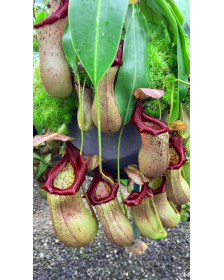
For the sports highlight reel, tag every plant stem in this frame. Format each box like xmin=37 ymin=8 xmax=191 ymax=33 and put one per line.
xmin=80 ymin=77 xmax=86 ymax=155
xmin=157 ymin=99 xmax=161 ymax=120
xmin=41 ymin=0 xmax=49 ymax=12
xmin=81 ymin=184 xmax=98 ymax=224
xmin=77 ymin=75 xmax=84 ymax=155
xmin=179 ymin=102 xmax=184 ymax=136
xmin=133 ymin=183 xmax=140 ymax=242
xmin=151 ymin=197 xmax=166 ymax=235
xmin=168 ymin=199 xmax=180 ymax=215
xmin=117 ymin=125 xmax=128 ymax=217
xmin=117 ymin=125 xmax=124 ymax=196
xmin=94 ymin=84 xmax=114 ymax=185
xmin=167 ymin=79 xmax=190 ymax=128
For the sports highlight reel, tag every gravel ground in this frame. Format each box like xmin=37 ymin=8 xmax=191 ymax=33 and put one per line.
xmin=33 ymin=174 xmax=190 ymax=280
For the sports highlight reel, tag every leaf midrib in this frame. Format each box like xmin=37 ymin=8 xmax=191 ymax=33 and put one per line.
xmin=94 ymin=0 xmax=102 ymax=86
xmin=123 ymin=6 xmax=137 ymax=125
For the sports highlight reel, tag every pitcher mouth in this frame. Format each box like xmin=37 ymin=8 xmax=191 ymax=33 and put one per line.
xmin=34 ymin=0 xmax=69 ymax=29
xmin=123 ymin=183 xmax=153 ymax=207
xmin=148 ymin=176 xmax=166 ymax=195
xmin=168 ymin=135 xmax=188 ymax=170
xmin=86 ymin=168 xmax=119 ymax=206
xmin=42 ymin=141 xmax=87 ymax=195
xmin=130 ymin=99 xmax=170 ymax=136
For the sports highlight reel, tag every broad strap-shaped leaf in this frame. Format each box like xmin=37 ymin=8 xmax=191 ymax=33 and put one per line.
xmin=166 ymin=0 xmax=184 ymax=25
xmin=33 ymin=133 xmax=74 ymax=148
xmin=170 ymin=28 xmax=189 ymax=122
xmin=33 ymin=152 xmax=46 ymax=162
xmin=62 ymin=23 xmax=78 ymax=75
xmin=69 ymin=0 xmax=129 ymax=87
xmin=36 ymin=160 xmax=48 ymax=179
xmin=138 ymin=11 xmax=150 ymax=46
xmin=173 ymin=0 xmax=190 ymax=27
xmin=147 ymin=0 xmax=178 ymax=45
xmin=133 ymin=88 xmax=164 ymax=100
xmin=140 ymin=0 xmax=162 ymax=24
xmin=115 ymin=5 xmax=150 ymax=125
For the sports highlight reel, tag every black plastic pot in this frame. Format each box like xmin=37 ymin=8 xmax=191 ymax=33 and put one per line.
xmin=67 ymin=117 xmax=142 ymax=179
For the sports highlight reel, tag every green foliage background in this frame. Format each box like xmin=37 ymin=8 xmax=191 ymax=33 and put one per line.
xmin=143 ymin=21 xmax=190 ymax=117
xmin=33 ymin=58 xmax=79 ymax=132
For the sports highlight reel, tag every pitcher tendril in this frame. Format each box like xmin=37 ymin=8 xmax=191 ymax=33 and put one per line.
xmin=167 ymin=79 xmax=190 ymax=128
xmin=94 ymin=84 xmax=114 ymax=185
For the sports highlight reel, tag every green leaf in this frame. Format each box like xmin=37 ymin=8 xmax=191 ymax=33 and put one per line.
xmin=147 ymin=0 xmax=178 ymax=45
xmin=173 ymin=0 xmax=190 ymax=27
xmin=170 ymin=29 xmax=188 ymax=121
xmin=140 ymin=0 xmax=162 ymax=24
xmin=174 ymin=13 xmax=190 ymax=76
xmin=33 ymin=41 xmax=38 ymax=52
xmin=166 ymin=0 xmax=184 ymax=25
xmin=44 ymin=154 xmax=51 ymax=164
xmin=62 ymin=23 xmax=78 ymax=75
xmin=36 ymin=12 xmax=47 ymax=25
xmin=33 ymin=153 xmax=45 ymax=162
xmin=69 ymin=0 xmax=129 ymax=87
xmin=36 ymin=160 xmax=48 ymax=179
xmin=120 ymin=179 xmax=131 ymax=187
xmin=138 ymin=11 xmax=150 ymax=46
xmin=115 ymin=5 xmax=150 ymax=125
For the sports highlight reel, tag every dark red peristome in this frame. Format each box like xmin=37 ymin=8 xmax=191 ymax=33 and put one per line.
xmin=111 ymin=40 xmax=124 ymax=67
xmin=123 ymin=183 xmax=153 ymax=207
xmin=42 ymin=141 xmax=87 ymax=195
xmin=130 ymin=99 xmax=170 ymax=136
xmin=148 ymin=176 xmax=166 ymax=195
xmin=168 ymin=136 xmax=187 ymax=170
xmin=86 ymin=168 xmax=119 ymax=206
xmin=34 ymin=0 xmax=69 ymax=29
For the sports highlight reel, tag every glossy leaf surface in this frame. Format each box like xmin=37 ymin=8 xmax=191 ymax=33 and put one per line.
xmin=36 ymin=12 xmax=47 ymax=25
xmin=147 ymin=0 xmax=178 ymax=45
xmin=62 ymin=23 xmax=78 ymax=75
xmin=36 ymin=160 xmax=48 ymax=179
xmin=140 ymin=0 xmax=162 ymax=24
xmin=173 ymin=0 xmax=190 ymax=27
xmin=33 ymin=153 xmax=46 ymax=162
xmin=69 ymin=0 xmax=129 ymax=86
xmin=115 ymin=5 xmax=150 ymax=125
xmin=166 ymin=0 xmax=184 ymax=25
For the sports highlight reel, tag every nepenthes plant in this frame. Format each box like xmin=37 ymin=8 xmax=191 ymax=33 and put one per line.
xmin=33 ymin=0 xmax=190 ymax=250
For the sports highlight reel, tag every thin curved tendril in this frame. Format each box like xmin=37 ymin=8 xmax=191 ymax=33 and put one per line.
xmin=41 ymin=0 xmax=49 ymax=13
xmin=81 ymin=184 xmax=98 ymax=224
xmin=151 ymin=197 xmax=165 ymax=235
xmin=77 ymin=75 xmax=83 ymax=156
xmin=168 ymin=199 xmax=180 ymax=215
xmin=167 ymin=79 xmax=190 ymax=128
xmin=157 ymin=99 xmax=161 ymax=120
xmin=179 ymin=102 xmax=184 ymax=136
xmin=94 ymin=84 xmax=114 ymax=185
xmin=80 ymin=77 xmax=86 ymax=154
xmin=117 ymin=125 xmax=128 ymax=217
